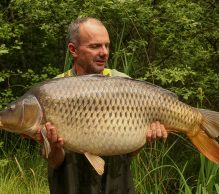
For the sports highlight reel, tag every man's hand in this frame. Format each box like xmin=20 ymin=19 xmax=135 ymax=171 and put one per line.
xmin=36 ymin=122 xmax=65 ymax=169
xmin=129 ymin=121 xmax=168 ymax=156
xmin=146 ymin=121 xmax=168 ymax=142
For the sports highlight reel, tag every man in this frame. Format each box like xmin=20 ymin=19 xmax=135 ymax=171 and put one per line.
xmin=37 ymin=17 xmax=167 ymax=194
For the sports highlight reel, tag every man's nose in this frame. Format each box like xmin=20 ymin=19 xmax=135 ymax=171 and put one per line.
xmin=99 ymin=46 xmax=109 ymax=56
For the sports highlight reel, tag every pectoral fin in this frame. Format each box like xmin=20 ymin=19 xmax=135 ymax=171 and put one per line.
xmin=84 ymin=152 xmax=105 ymax=175
xmin=41 ymin=127 xmax=51 ymax=158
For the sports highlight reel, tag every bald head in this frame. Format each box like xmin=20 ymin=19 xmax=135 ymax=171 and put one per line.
xmin=67 ymin=17 xmax=107 ymax=47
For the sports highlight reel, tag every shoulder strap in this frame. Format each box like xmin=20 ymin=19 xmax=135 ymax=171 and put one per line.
xmin=102 ymin=68 xmax=130 ymax=78
xmin=56 ymin=69 xmax=73 ymax=78
xmin=102 ymin=68 xmax=112 ymax=77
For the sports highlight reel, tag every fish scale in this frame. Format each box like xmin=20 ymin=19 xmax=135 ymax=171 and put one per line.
xmin=1 ymin=75 xmax=219 ymax=175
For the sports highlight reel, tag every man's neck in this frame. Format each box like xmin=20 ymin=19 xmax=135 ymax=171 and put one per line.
xmin=72 ymin=63 xmax=103 ymax=76
xmin=72 ymin=64 xmax=86 ymax=76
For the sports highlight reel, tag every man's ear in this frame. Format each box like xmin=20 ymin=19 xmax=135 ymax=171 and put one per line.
xmin=68 ymin=43 xmax=78 ymax=58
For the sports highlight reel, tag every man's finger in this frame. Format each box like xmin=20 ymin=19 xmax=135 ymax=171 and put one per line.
xmin=155 ymin=121 xmax=162 ymax=138
xmin=45 ymin=122 xmax=58 ymax=143
xmin=151 ymin=122 xmax=158 ymax=139
xmin=50 ymin=126 xmax=58 ymax=143
xmin=35 ymin=129 xmax=43 ymax=143
xmin=161 ymin=124 xmax=168 ymax=139
xmin=146 ymin=129 xmax=152 ymax=142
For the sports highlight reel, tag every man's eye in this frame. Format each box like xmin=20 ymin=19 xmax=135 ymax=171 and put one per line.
xmin=89 ymin=44 xmax=109 ymax=50
xmin=90 ymin=44 xmax=99 ymax=49
xmin=105 ymin=44 xmax=110 ymax=49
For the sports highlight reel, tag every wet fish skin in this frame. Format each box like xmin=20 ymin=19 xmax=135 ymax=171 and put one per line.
xmin=0 ymin=75 xmax=219 ymax=175
xmin=0 ymin=95 xmax=42 ymax=136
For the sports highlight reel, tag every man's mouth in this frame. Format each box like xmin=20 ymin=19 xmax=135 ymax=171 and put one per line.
xmin=96 ymin=60 xmax=106 ymax=65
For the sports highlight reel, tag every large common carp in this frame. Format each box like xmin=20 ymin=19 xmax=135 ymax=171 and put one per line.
xmin=0 ymin=75 xmax=219 ymax=175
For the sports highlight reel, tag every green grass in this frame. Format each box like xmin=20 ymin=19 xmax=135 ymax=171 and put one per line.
xmin=1 ymin=132 xmax=219 ymax=194
xmin=131 ymin=135 xmax=219 ymax=194
xmin=0 ymin=134 xmax=49 ymax=194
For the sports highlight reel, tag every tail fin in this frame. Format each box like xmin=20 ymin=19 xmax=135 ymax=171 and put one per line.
xmin=199 ymin=109 xmax=219 ymax=138
xmin=188 ymin=109 xmax=219 ymax=164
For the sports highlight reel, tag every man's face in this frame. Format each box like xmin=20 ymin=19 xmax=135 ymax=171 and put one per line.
xmin=72 ymin=21 xmax=110 ymax=74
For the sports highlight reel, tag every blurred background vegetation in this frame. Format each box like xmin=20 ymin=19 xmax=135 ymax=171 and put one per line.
xmin=0 ymin=0 xmax=218 ymax=193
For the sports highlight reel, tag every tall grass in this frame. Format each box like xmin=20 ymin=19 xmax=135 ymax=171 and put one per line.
xmin=131 ymin=135 xmax=219 ymax=194
xmin=195 ymin=155 xmax=219 ymax=194
xmin=1 ymin=133 xmax=219 ymax=194
xmin=0 ymin=133 xmax=49 ymax=194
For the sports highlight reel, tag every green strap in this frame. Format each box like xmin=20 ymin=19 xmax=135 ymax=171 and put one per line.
xmin=64 ymin=49 xmax=73 ymax=72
